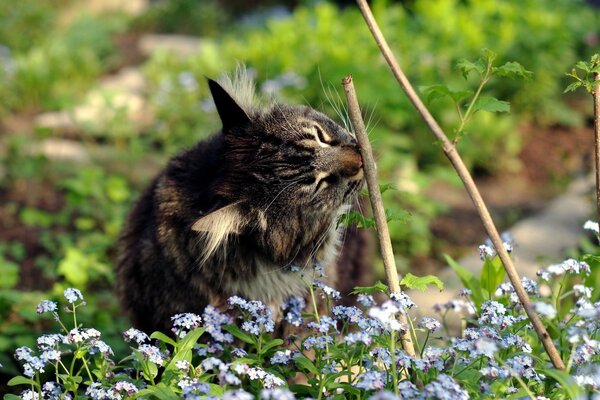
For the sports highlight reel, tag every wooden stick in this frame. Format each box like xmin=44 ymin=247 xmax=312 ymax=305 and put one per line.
xmin=342 ymin=75 xmax=416 ymax=358
xmin=355 ymin=0 xmax=565 ymax=370
xmin=594 ymin=70 xmax=600 ymax=226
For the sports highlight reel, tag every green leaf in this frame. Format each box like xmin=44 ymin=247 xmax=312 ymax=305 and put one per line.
xmin=260 ymin=338 xmax=284 ymax=354
xmin=294 ymin=355 xmax=319 ymax=375
xmin=480 ymin=256 xmax=505 ymax=297
xmin=400 ymin=273 xmax=444 ymax=292
xmin=150 ymin=332 xmax=178 ymax=348
xmin=456 ymin=58 xmax=486 ymax=79
xmin=165 ymin=327 xmax=205 ymax=369
xmin=144 ymin=383 xmax=180 ymax=400
xmin=495 ymin=61 xmax=533 ymax=81
xmin=143 ymin=361 xmax=158 ymax=381
xmin=541 ymin=368 xmax=581 ymax=399
xmin=337 ymin=210 xmax=376 ymax=229
xmin=564 ymin=81 xmax=582 ymax=93
xmin=352 ymin=281 xmax=388 ymax=295
xmin=385 ymin=209 xmax=411 ymax=224
xmin=470 ymin=96 xmax=510 ymax=113
xmin=7 ymin=376 xmax=37 ymax=387
xmin=223 ymin=324 xmax=255 ymax=345
xmin=0 ymin=257 xmax=19 ymax=289
xmin=445 ymin=254 xmax=486 ymax=307
xmin=4 ymin=395 xmax=22 ymax=400
xmin=420 ymin=84 xmax=473 ymax=104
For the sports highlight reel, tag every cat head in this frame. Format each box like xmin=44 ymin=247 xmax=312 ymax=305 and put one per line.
xmin=192 ymin=70 xmax=363 ymax=264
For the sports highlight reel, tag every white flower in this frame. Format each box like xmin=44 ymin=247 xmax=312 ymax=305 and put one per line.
xmin=368 ymin=301 xmax=405 ymax=332
xmin=583 ymin=220 xmax=599 ymax=234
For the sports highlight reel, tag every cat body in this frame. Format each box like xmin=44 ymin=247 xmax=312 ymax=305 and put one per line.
xmin=116 ymin=70 xmax=368 ymax=333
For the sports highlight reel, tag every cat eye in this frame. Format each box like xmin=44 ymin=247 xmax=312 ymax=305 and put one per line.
xmin=314 ymin=125 xmax=333 ymax=145
xmin=315 ymin=174 xmax=339 ymax=191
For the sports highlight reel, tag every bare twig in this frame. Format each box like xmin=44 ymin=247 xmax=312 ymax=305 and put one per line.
xmin=594 ymin=71 xmax=600 ymax=226
xmin=355 ymin=0 xmax=565 ymax=370
xmin=342 ymin=75 xmax=416 ymax=358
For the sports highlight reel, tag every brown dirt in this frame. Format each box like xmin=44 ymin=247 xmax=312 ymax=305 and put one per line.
xmin=426 ymin=123 xmax=593 ymax=266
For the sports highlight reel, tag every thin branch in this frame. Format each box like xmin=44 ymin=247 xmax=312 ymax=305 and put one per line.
xmin=342 ymin=75 xmax=417 ymax=358
xmin=594 ymin=71 xmax=600 ymax=226
xmin=355 ymin=0 xmax=565 ymax=370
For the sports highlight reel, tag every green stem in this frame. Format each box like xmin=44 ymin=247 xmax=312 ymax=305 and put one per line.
xmin=420 ymin=331 xmax=430 ymax=358
xmin=81 ymin=355 xmax=94 ymax=382
xmin=389 ymin=330 xmax=399 ymax=395
xmin=36 ymin=374 xmax=43 ymax=398
xmin=72 ymin=304 xmax=78 ymax=329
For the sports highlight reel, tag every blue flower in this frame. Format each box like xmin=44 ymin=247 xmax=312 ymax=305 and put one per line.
xmin=397 ymin=380 xmax=421 ymax=399
xmin=418 ymin=317 xmax=441 ymax=333
xmin=283 ymin=296 xmax=305 ymax=327
xmin=423 ymin=374 xmax=469 ymax=400
xmin=313 ymin=280 xmax=341 ymax=300
xmin=355 ymin=370 xmax=386 ymax=390
xmin=36 ymin=300 xmax=58 ymax=314
xmin=138 ymin=344 xmax=166 ymax=366
xmin=270 ymin=349 xmax=293 ymax=365
xmin=307 ymin=316 xmax=338 ymax=333
xmin=203 ymin=305 xmax=234 ymax=343
xmin=302 ymin=335 xmax=333 ymax=350
xmin=357 ymin=293 xmax=375 ymax=307
xmin=390 ymin=292 xmax=416 ymax=311
xmin=223 ymin=389 xmax=254 ymax=400
xmin=171 ymin=313 xmax=202 ymax=336
xmin=345 ymin=331 xmax=372 ymax=346
xmin=260 ymin=388 xmax=295 ymax=400
xmin=63 ymin=288 xmax=83 ymax=304
xmin=123 ymin=328 xmax=149 ymax=344
xmin=333 ymin=305 xmax=363 ymax=322
xmin=37 ymin=334 xmax=65 ymax=350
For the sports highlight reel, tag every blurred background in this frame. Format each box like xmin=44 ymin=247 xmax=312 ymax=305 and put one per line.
xmin=0 ymin=0 xmax=598 ymax=387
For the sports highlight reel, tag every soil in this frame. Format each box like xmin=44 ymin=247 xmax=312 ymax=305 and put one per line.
xmin=426 ymin=123 xmax=593 ymax=270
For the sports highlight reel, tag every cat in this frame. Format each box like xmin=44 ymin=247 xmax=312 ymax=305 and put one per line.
xmin=116 ymin=69 xmax=372 ymax=334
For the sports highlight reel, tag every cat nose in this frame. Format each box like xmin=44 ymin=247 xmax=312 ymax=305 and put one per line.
xmin=338 ymin=146 xmax=363 ymax=178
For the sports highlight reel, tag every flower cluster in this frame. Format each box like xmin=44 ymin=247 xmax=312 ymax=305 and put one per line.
xmin=228 ymin=296 xmax=275 ymax=335
xmin=8 ymin=227 xmax=600 ymax=400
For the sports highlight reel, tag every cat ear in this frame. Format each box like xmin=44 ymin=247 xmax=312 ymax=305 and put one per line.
xmin=208 ymin=78 xmax=251 ymax=131
xmin=191 ymin=203 xmax=245 ymax=261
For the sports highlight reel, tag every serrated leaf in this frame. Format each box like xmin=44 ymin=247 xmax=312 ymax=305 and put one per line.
xmin=400 ymin=273 xmax=444 ymax=291
xmin=337 ymin=210 xmax=376 ymax=229
xmin=564 ymin=81 xmax=583 ymax=93
xmin=456 ymin=58 xmax=486 ymax=79
xmin=575 ymin=60 xmax=590 ymax=72
xmin=385 ymin=209 xmax=411 ymax=224
xmin=7 ymin=376 xmax=37 ymax=387
xmin=420 ymin=85 xmax=473 ymax=104
xmin=352 ymin=281 xmax=388 ymax=295
xmin=495 ymin=62 xmax=533 ymax=81
xmin=379 ymin=183 xmax=396 ymax=194
xmin=471 ymin=96 xmax=510 ymax=113
xmin=294 ymin=355 xmax=319 ymax=375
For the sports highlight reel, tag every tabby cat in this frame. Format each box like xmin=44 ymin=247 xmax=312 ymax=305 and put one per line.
xmin=116 ymin=69 xmax=371 ymax=333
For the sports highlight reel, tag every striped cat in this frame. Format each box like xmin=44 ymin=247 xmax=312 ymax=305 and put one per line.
xmin=116 ymin=69 xmax=371 ymax=333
